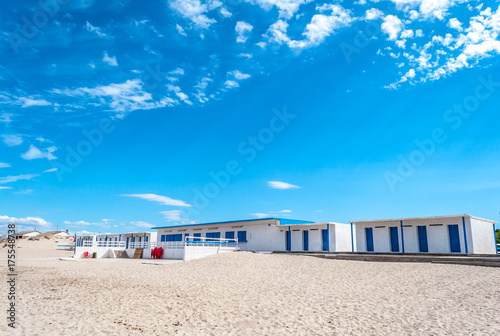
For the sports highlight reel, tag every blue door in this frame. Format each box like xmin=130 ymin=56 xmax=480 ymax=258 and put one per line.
xmin=390 ymin=227 xmax=399 ymax=252
xmin=417 ymin=226 xmax=429 ymax=252
xmin=448 ymin=224 xmax=461 ymax=252
xmin=126 ymin=237 xmax=129 ymax=249
xmin=286 ymin=230 xmax=291 ymax=251
xmin=365 ymin=227 xmax=374 ymax=252
xmin=322 ymin=229 xmax=329 ymax=251
xmin=303 ymin=230 xmax=309 ymax=251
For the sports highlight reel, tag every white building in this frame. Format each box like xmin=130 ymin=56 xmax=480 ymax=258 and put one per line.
xmin=74 ymin=232 xmax=157 ymax=258
xmin=153 ymin=218 xmax=354 ymax=253
xmin=352 ymin=214 xmax=497 ymax=255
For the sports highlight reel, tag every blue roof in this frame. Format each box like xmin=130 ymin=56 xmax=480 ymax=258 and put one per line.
xmin=151 ymin=217 xmax=314 ymax=230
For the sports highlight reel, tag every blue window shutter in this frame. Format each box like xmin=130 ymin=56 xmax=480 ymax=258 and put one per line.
xmin=237 ymin=231 xmax=247 ymax=243
xmin=225 ymin=231 xmax=235 ymax=239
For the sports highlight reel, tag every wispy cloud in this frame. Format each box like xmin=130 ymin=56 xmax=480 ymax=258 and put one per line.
xmin=0 ymin=174 xmax=39 ymax=184
xmin=121 ymin=193 xmax=192 ymax=207
xmin=21 ymin=145 xmax=57 ymax=161
xmin=0 ymin=215 xmax=52 ymax=228
xmin=19 ymin=97 xmax=51 ymax=107
xmin=267 ymin=181 xmax=301 ymax=189
xmin=130 ymin=220 xmax=154 ymax=228
xmin=103 ymin=51 xmax=118 ymax=66
xmin=44 ymin=168 xmax=58 ymax=173
xmin=0 ymin=186 xmax=12 ymax=190
xmin=85 ymin=21 xmax=108 ymax=38
xmin=0 ymin=162 xmax=11 ymax=168
xmin=2 ymin=134 xmax=23 ymax=146
xmin=53 ymin=79 xmax=176 ymax=116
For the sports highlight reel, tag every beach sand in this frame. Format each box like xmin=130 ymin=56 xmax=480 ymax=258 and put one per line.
xmin=1 ymin=238 xmax=500 ymax=335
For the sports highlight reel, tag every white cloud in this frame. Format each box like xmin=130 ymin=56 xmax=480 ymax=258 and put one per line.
xmin=0 ymin=215 xmax=52 ymax=229
xmin=169 ymin=0 xmax=220 ymax=29
xmin=0 ymin=113 xmax=13 ymax=124
xmin=53 ymin=79 xmax=176 ymax=116
xmin=249 ymin=0 xmax=312 ymax=20
xmin=0 ymin=162 xmax=11 ymax=168
xmin=160 ymin=210 xmax=183 ymax=221
xmin=2 ymin=134 xmax=23 ymax=146
xmin=44 ymin=168 xmax=58 ymax=173
xmin=0 ymin=174 xmax=39 ymax=184
xmin=62 ymin=220 xmax=91 ymax=226
xmin=252 ymin=212 xmax=270 ymax=218
xmin=382 ymin=15 xmax=403 ymax=41
xmin=236 ymin=21 xmax=253 ymax=43
xmin=169 ymin=68 xmax=185 ymax=75
xmin=85 ymin=21 xmax=107 ymax=38
xmin=103 ymin=52 xmax=118 ymax=66
xmin=130 ymin=221 xmax=154 ymax=228
xmin=263 ymin=4 xmax=353 ymax=50
xmin=220 ymin=7 xmax=232 ymax=18
xmin=19 ymin=97 xmax=51 ymax=107
xmin=228 ymin=70 xmax=251 ymax=80
xmin=300 ymin=4 xmax=353 ymax=47
xmin=21 ymin=145 xmax=57 ymax=161
xmin=224 ymin=80 xmax=239 ymax=88
xmin=176 ymin=24 xmax=187 ymax=36
xmin=167 ymin=84 xmax=192 ymax=105
xmin=364 ymin=8 xmax=384 ymax=21
xmin=448 ymin=17 xmax=463 ymax=31
xmin=267 ymin=181 xmax=301 ymax=189
xmin=121 ymin=193 xmax=192 ymax=207
xmin=0 ymin=186 xmax=11 ymax=190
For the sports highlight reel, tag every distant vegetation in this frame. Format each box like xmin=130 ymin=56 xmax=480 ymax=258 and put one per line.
xmin=496 ymin=229 xmax=500 ymax=244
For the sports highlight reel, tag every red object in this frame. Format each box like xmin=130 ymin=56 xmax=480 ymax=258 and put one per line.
xmin=157 ymin=247 xmax=163 ymax=259
xmin=84 ymin=251 xmax=90 ymax=259
xmin=151 ymin=247 xmax=157 ymax=259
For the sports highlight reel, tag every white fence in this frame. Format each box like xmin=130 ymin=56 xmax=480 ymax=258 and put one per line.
xmin=75 ymin=236 xmax=239 ymax=260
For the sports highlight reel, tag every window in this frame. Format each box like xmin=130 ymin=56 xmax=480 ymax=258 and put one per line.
xmin=237 ymin=231 xmax=247 ymax=243
xmin=193 ymin=233 xmax=201 ymax=242
xmin=160 ymin=235 xmax=166 ymax=242
xmin=225 ymin=231 xmax=235 ymax=239
xmin=165 ymin=234 xmax=183 ymax=242
xmin=206 ymin=232 xmax=221 ymax=241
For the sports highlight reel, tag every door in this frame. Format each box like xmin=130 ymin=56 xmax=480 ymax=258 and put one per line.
xmin=448 ymin=224 xmax=461 ymax=253
xmin=303 ymin=230 xmax=309 ymax=251
xmin=126 ymin=237 xmax=129 ymax=249
xmin=322 ymin=229 xmax=329 ymax=251
xmin=390 ymin=227 xmax=399 ymax=252
xmin=365 ymin=227 xmax=374 ymax=252
xmin=417 ymin=226 xmax=429 ymax=253
xmin=286 ymin=230 xmax=291 ymax=251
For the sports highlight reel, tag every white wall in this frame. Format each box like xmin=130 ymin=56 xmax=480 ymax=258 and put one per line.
xmin=469 ymin=217 xmax=496 ymax=254
xmin=354 ymin=216 xmax=493 ymax=254
xmin=334 ymin=223 xmax=354 ymax=252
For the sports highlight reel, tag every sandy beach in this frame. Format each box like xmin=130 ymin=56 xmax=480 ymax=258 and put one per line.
xmin=2 ymin=238 xmax=500 ymax=336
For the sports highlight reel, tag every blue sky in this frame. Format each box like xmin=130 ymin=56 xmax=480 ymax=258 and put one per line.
xmin=1 ymin=0 xmax=500 ymax=234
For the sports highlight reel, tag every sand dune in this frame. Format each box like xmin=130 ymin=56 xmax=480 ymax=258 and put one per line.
xmin=1 ymin=238 xmax=500 ymax=335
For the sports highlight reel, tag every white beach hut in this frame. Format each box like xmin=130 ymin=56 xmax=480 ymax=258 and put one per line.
xmin=352 ymin=214 xmax=497 ymax=255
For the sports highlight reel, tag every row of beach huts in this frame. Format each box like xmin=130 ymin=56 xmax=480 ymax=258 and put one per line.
xmin=74 ymin=214 xmax=499 ymax=261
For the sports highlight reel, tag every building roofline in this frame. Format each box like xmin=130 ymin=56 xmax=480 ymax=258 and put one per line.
xmin=152 ymin=217 xmax=314 ymax=230
xmin=279 ymin=222 xmax=349 ymax=227
xmin=350 ymin=214 xmax=497 ymax=224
